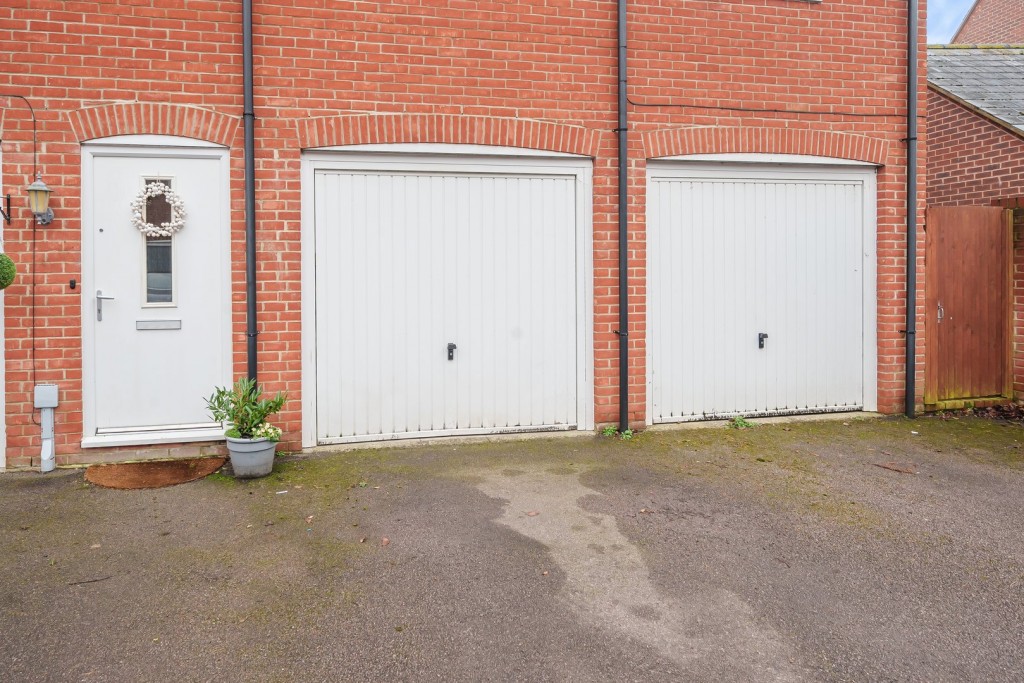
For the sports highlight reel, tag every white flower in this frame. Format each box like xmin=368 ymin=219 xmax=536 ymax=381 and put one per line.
xmin=253 ymin=422 xmax=283 ymax=442
xmin=130 ymin=183 xmax=186 ymax=237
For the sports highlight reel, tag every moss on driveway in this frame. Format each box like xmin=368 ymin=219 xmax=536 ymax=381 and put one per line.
xmin=2 ymin=415 xmax=1023 ymax=681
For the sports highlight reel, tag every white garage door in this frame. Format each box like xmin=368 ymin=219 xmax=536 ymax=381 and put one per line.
xmin=647 ymin=160 xmax=877 ymax=423
xmin=308 ymin=151 xmax=592 ymax=444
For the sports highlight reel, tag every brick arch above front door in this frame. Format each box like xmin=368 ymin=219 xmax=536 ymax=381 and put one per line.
xmin=66 ymin=103 xmax=239 ymax=147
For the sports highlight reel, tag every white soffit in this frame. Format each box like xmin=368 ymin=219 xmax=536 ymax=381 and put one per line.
xmin=656 ymin=153 xmax=880 ymax=167
xmin=82 ymin=135 xmax=226 ymax=149
xmin=312 ymin=143 xmax=587 ymax=158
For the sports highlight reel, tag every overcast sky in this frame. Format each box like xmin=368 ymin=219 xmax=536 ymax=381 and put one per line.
xmin=928 ymin=0 xmax=976 ymax=43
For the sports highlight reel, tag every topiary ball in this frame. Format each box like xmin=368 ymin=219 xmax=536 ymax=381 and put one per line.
xmin=0 ymin=253 xmax=16 ymax=290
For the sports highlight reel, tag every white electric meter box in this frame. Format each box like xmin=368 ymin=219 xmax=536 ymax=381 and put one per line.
xmin=34 ymin=384 xmax=59 ymax=409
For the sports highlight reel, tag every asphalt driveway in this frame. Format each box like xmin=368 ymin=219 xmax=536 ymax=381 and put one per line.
xmin=2 ymin=415 xmax=1023 ymax=682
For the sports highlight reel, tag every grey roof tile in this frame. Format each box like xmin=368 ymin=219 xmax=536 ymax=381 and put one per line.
xmin=928 ymin=47 xmax=1024 ymax=132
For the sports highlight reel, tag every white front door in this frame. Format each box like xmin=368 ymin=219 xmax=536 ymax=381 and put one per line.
xmin=647 ymin=160 xmax=878 ymax=423
xmin=82 ymin=140 xmax=231 ymax=447
xmin=306 ymin=151 xmax=593 ymax=444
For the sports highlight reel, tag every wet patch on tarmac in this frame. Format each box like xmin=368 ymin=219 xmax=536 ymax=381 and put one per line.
xmin=476 ymin=466 xmax=805 ymax=681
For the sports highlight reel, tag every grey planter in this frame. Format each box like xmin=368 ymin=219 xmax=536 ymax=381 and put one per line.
xmin=225 ymin=436 xmax=277 ymax=478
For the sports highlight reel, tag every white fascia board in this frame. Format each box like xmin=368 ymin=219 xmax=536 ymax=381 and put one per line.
xmin=83 ymin=135 xmax=227 ymax=149
xmin=310 ymin=143 xmax=588 ymax=159
xmin=656 ymin=153 xmax=880 ymax=167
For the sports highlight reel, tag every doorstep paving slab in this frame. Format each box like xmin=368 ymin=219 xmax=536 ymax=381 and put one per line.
xmin=1 ymin=415 xmax=1022 ymax=682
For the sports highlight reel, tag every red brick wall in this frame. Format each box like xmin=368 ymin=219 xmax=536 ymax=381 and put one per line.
xmin=0 ymin=0 xmax=927 ymax=468
xmin=1006 ymin=202 xmax=1024 ymax=399
xmin=927 ymin=89 xmax=1024 ymax=205
xmin=953 ymin=0 xmax=1024 ymax=44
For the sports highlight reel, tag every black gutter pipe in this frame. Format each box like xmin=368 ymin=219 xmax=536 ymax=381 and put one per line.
xmin=616 ymin=0 xmax=629 ymax=432
xmin=905 ymin=0 xmax=918 ymax=417
xmin=243 ymin=0 xmax=258 ymax=382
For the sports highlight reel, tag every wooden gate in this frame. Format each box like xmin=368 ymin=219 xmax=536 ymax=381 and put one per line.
xmin=924 ymin=206 xmax=1012 ymax=406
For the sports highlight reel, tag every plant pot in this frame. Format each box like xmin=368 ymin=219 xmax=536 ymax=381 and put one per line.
xmin=225 ymin=436 xmax=276 ymax=478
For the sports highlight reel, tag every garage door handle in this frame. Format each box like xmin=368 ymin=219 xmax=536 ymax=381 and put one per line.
xmin=447 ymin=342 xmax=457 ymax=361
xmin=758 ymin=332 xmax=768 ymax=349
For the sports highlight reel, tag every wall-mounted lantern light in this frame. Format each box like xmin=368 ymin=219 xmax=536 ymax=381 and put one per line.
xmin=26 ymin=174 xmax=53 ymax=225
xmin=1 ymin=94 xmax=54 ymax=225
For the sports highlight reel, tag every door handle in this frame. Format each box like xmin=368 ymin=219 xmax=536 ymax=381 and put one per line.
xmin=96 ymin=290 xmax=115 ymax=322
xmin=937 ymin=302 xmax=944 ymax=323
xmin=758 ymin=332 xmax=768 ymax=349
xmin=447 ymin=342 xmax=457 ymax=361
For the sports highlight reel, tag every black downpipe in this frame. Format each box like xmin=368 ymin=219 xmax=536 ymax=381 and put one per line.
xmin=243 ymin=0 xmax=258 ymax=382
xmin=905 ymin=0 xmax=919 ymax=417
xmin=616 ymin=0 xmax=629 ymax=432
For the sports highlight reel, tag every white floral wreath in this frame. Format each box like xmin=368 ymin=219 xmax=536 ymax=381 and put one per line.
xmin=130 ymin=182 xmax=186 ymax=237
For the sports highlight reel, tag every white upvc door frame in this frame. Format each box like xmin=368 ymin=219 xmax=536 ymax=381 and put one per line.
xmin=81 ymin=136 xmax=232 ymax=448
xmin=300 ymin=144 xmax=595 ymax=447
xmin=645 ymin=154 xmax=879 ymax=425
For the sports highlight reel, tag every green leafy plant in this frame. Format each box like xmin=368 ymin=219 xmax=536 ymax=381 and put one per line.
xmin=0 ymin=253 xmax=16 ymax=290
xmin=619 ymin=428 xmax=634 ymax=440
xmin=728 ymin=416 xmax=755 ymax=429
xmin=601 ymin=426 xmax=618 ymax=437
xmin=205 ymin=377 xmax=286 ymax=440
